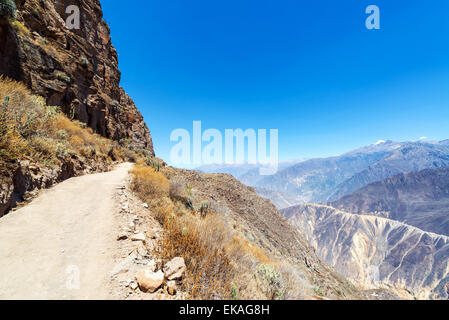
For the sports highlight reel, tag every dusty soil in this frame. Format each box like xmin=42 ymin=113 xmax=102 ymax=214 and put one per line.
xmin=0 ymin=163 xmax=132 ymax=299
xmin=0 ymin=162 xmax=183 ymax=300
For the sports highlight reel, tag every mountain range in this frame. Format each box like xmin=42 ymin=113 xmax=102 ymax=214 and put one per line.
xmin=332 ymin=166 xmax=449 ymax=236
xmin=199 ymin=140 xmax=449 ymax=299
xmin=200 ymin=140 xmax=449 ymax=209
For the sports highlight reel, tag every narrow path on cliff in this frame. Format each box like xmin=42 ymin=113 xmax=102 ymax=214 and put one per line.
xmin=0 ymin=163 xmax=134 ymax=299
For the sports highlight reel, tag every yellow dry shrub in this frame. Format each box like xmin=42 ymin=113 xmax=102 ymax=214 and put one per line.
xmin=160 ymin=211 xmax=235 ymax=299
xmin=0 ymin=77 xmax=125 ymax=165
xmin=69 ymin=135 xmax=84 ymax=149
xmin=29 ymin=136 xmax=57 ymax=160
xmin=130 ymin=165 xmax=169 ymax=199
xmin=0 ymin=124 xmax=27 ymax=160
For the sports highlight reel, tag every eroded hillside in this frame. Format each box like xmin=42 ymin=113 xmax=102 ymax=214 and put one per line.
xmin=129 ymin=162 xmax=376 ymax=300
xmin=283 ymin=203 xmax=449 ymax=299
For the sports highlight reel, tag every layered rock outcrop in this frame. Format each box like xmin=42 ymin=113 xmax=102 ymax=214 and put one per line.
xmin=283 ymin=203 xmax=449 ymax=299
xmin=0 ymin=0 xmax=153 ymax=153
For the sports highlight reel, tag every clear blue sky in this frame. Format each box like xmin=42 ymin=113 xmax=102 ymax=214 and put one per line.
xmin=101 ymin=0 xmax=449 ymax=164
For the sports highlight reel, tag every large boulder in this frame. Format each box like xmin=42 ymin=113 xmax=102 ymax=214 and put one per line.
xmin=163 ymin=257 xmax=186 ymax=281
xmin=136 ymin=269 xmax=164 ymax=293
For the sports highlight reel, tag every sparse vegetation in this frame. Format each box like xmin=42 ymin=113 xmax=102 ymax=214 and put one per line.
xmin=129 ymin=164 xmax=311 ymax=300
xmin=255 ymin=264 xmax=285 ymax=299
xmin=10 ymin=20 xmax=30 ymax=35
xmin=199 ymin=200 xmax=210 ymax=217
xmin=147 ymin=157 xmax=161 ymax=171
xmin=0 ymin=0 xmax=16 ymax=20
xmin=169 ymin=176 xmax=187 ymax=200
xmin=0 ymin=77 xmax=127 ymax=166
xmin=130 ymin=166 xmax=169 ymax=200
xmin=56 ymin=72 xmax=71 ymax=83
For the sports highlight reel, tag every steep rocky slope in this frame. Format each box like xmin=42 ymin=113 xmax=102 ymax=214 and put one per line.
xmin=332 ymin=166 xmax=449 ymax=236
xmin=0 ymin=0 xmax=153 ymax=152
xmin=254 ymin=187 xmax=302 ymax=209
xmin=196 ymin=159 xmax=306 ymax=187
xmin=283 ymin=204 xmax=449 ymax=299
xmin=167 ymin=168 xmax=372 ymax=300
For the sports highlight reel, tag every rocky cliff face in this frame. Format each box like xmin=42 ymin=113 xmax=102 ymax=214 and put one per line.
xmin=283 ymin=204 xmax=449 ymax=299
xmin=0 ymin=0 xmax=154 ymax=153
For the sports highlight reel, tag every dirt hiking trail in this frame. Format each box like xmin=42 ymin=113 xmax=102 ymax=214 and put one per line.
xmin=0 ymin=163 xmax=133 ymax=299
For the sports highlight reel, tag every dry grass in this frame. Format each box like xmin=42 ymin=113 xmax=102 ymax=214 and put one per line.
xmin=161 ymin=212 xmax=235 ymax=299
xmin=0 ymin=77 xmax=126 ymax=166
xmin=10 ymin=20 xmax=30 ymax=35
xmin=130 ymin=166 xmax=169 ymax=199
xmin=129 ymin=164 xmax=310 ymax=300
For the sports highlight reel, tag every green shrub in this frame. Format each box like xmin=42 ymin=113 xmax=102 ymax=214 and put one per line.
xmin=148 ymin=157 xmax=161 ymax=171
xmin=11 ymin=20 xmax=29 ymax=34
xmin=0 ymin=0 xmax=16 ymax=20
xmin=256 ymin=264 xmax=285 ymax=300
xmin=79 ymin=57 xmax=89 ymax=68
xmin=232 ymin=284 xmax=238 ymax=300
xmin=199 ymin=200 xmax=210 ymax=217
xmin=56 ymin=72 xmax=71 ymax=83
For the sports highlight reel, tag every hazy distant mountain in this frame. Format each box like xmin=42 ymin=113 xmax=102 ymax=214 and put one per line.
xmin=195 ymin=163 xmax=261 ymax=180
xmin=255 ymin=140 xmax=403 ymax=203
xmin=254 ymin=188 xmax=303 ymax=209
xmin=332 ymin=166 xmax=449 ymax=236
xmin=328 ymin=142 xmax=449 ymax=201
xmin=254 ymin=140 xmax=449 ymax=206
xmin=196 ymin=140 xmax=449 ymax=210
xmin=283 ymin=165 xmax=449 ymax=299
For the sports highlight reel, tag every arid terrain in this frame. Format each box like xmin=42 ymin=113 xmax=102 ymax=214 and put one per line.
xmin=1 ymin=0 xmax=446 ymax=301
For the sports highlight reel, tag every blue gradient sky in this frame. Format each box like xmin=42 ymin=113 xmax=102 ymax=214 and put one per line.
xmin=101 ymin=0 xmax=449 ymax=164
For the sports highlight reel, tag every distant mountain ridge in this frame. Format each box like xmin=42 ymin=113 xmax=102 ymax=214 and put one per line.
xmin=282 ymin=165 xmax=449 ymax=299
xmin=197 ymin=140 xmax=449 ymax=209
xmin=328 ymin=142 xmax=449 ymax=201
xmin=332 ymin=166 xmax=449 ymax=236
